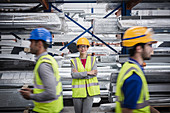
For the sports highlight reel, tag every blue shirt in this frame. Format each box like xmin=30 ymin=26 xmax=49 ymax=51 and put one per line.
xmin=122 ymin=58 xmax=144 ymax=109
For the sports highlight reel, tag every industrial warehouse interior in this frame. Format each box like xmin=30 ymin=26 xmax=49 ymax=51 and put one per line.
xmin=1 ymin=0 xmax=170 ymax=113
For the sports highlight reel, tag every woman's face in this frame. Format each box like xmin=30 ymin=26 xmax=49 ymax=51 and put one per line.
xmin=77 ymin=45 xmax=89 ymax=54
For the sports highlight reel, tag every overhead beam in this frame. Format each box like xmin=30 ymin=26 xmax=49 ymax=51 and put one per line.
xmin=126 ymin=0 xmax=142 ymax=10
xmin=97 ymin=0 xmax=170 ymax=3
xmin=1 ymin=0 xmax=170 ymax=3
xmin=39 ymin=0 xmax=49 ymax=10
xmin=0 ymin=0 xmax=55 ymax=3
xmin=54 ymin=0 xmax=96 ymax=3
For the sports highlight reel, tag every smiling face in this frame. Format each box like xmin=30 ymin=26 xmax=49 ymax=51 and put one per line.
xmin=77 ymin=45 xmax=89 ymax=55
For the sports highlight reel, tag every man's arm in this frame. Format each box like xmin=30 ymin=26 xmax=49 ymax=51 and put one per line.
xmin=122 ymin=108 xmax=133 ymax=113
xmin=30 ymin=63 xmax=56 ymax=101
xmin=150 ymin=106 xmax=160 ymax=113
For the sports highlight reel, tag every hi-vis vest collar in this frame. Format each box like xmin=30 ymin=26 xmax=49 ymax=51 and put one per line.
xmin=72 ymin=56 xmax=95 ymax=70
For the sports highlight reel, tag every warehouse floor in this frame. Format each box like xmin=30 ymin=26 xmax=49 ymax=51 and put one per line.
xmin=0 ymin=107 xmax=113 ymax=113
xmin=1 ymin=106 xmax=170 ymax=113
xmin=62 ymin=106 xmax=113 ymax=113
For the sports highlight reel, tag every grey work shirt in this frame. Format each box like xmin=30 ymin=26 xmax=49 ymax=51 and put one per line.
xmin=71 ymin=56 xmax=97 ymax=79
xmin=30 ymin=52 xmax=57 ymax=101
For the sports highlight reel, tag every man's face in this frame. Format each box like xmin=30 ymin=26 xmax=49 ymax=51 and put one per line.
xmin=142 ymin=43 xmax=153 ymax=60
xmin=30 ymin=40 xmax=38 ymax=55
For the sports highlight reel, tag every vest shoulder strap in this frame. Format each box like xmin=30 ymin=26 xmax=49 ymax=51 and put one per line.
xmin=71 ymin=58 xmax=78 ymax=70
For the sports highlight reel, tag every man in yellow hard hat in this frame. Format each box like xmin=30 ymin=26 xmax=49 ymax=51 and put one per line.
xmin=115 ymin=26 xmax=160 ymax=113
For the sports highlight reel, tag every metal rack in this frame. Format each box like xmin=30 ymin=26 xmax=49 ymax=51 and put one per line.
xmin=1 ymin=0 xmax=170 ymax=112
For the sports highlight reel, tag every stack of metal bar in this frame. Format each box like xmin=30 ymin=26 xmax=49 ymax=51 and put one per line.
xmin=0 ymin=13 xmax=62 ymax=32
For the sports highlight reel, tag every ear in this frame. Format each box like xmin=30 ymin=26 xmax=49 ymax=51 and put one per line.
xmin=136 ymin=45 xmax=143 ymax=53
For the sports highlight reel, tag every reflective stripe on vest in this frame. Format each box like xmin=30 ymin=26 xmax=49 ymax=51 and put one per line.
xmin=122 ymin=67 xmax=138 ymax=79
xmin=34 ymin=79 xmax=61 ymax=89
xmin=73 ymin=58 xmax=78 ymax=69
xmin=34 ymin=92 xmax=62 ymax=103
xmin=72 ymin=82 xmax=99 ymax=88
xmin=116 ymin=96 xmax=149 ymax=109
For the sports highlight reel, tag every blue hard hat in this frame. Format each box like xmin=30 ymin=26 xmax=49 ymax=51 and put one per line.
xmin=28 ymin=28 xmax=52 ymax=44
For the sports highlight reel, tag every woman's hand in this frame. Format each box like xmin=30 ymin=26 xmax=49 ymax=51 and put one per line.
xmin=87 ymin=70 xmax=97 ymax=76
xmin=72 ymin=68 xmax=78 ymax=73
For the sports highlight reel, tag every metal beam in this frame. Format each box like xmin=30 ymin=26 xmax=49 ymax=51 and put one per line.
xmin=104 ymin=5 xmax=121 ymax=18
xmin=97 ymin=0 xmax=170 ymax=3
xmin=10 ymin=32 xmax=21 ymax=40
xmin=0 ymin=32 xmax=1 ymax=54
xmin=39 ymin=0 xmax=49 ymax=10
xmin=60 ymin=26 xmax=93 ymax=51
xmin=1 ymin=0 xmax=170 ymax=3
xmin=126 ymin=0 xmax=142 ymax=10
xmin=54 ymin=0 xmax=96 ymax=3
xmin=0 ymin=0 xmax=55 ymax=3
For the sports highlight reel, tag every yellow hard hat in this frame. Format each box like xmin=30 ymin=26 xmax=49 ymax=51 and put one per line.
xmin=77 ymin=37 xmax=90 ymax=46
xmin=122 ymin=26 xmax=157 ymax=47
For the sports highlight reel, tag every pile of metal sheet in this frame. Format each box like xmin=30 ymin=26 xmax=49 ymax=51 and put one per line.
xmin=97 ymin=0 xmax=170 ymax=3
xmin=0 ymin=13 xmax=62 ymax=31
xmin=117 ymin=17 xmax=170 ymax=30
xmin=93 ymin=18 xmax=120 ymax=34
xmin=0 ymin=0 xmax=55 ymax=3
xmin=87 ymin=46 xmax=121 ymax=55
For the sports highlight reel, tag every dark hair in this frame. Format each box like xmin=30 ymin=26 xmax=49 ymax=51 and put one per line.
xmin=129 ymin=43 xmax=146 ymax=57
xmin=35 ymin=40 xmax=50 ymax=49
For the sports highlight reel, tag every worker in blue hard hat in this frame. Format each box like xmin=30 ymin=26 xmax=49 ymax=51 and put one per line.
xmin=19 ymin=28 xmax=63 ymax=113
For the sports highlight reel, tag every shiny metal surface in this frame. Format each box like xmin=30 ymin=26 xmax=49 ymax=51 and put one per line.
xmin=0 ymin=0 xmax=55 ymax=3
xmin=118 ymin=18 xmax=170 ymax=30
xmin=0 ymin=13 xmax=62 ymax=31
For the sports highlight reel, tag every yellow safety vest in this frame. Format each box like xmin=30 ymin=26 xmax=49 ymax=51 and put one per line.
xmin=71 ymin=56 xmax=100 ymax=98
xmin=115 ymin=61 xmax=150 ymax=113
xmin=33 ymin=54 xmax=63 ymax=113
